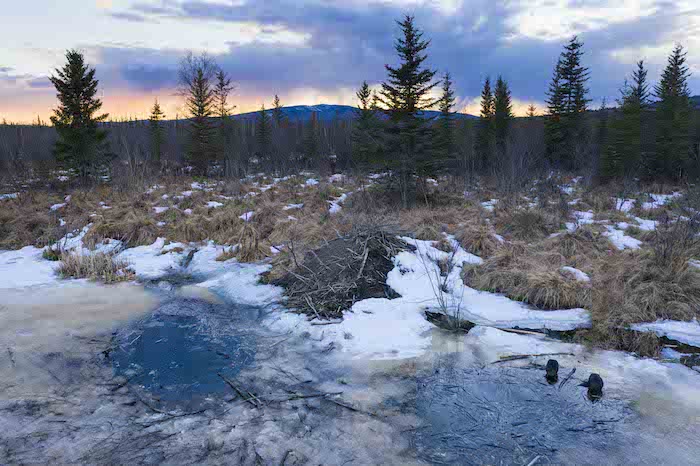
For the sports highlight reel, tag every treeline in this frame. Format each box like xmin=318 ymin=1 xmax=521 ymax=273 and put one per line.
xmin=1 ymin=15 xmax=699 ymax=197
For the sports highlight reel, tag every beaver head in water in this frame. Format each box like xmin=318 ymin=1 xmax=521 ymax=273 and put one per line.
xmin=545 ymin=359 xmax=559 ymax=384
xmin=580 ymin=373 xmax=604 ymax=400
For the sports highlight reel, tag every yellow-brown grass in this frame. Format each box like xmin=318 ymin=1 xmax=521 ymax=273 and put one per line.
xmin=494 ymin=206 xmax=563 ymax=242
xmin=57 ymin=252 xmax=135 ymax=283
xmin=0 ymin=191 xmax=64 ymax=249
xmin=455 ymin=222 xmax=501 ymax=258
xmin=464 ymin=242 xmax=592 ymax=310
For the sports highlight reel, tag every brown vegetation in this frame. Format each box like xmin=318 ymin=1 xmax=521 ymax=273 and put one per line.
xmin=57 ymin=252 xmax=134 ymax=283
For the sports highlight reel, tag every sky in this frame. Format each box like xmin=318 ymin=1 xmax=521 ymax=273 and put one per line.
xmin=1 ymin=0 xmax=699 ymax=123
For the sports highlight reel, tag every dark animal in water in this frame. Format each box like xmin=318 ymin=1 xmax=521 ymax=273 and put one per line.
xmin=580 ymin=373 xmax=604 ymax=399
xmin=545 ymin=359 xmax=559 ymax=384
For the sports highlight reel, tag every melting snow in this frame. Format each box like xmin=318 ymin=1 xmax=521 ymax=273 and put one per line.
xmin=0 ymin=247 xmax=58 ymax=289
xmin=283 ymin=203 xmax=304 ymax=210
xmin=0 ymin=193 xmax=19 ymax=200
xmin=206 ymin=201 xmax=224 ymax=208
xmin=631 ymin=319 xmax=700 ymax=348
xmin=153 ymin=206 xmax=169 ymax=214
xmin=481 ymin=199 xmax=499 ymax=212
xmin=604 ymin=226 xmax=642 ymax=250
xmin=240 ymin=211 xmax=255 ymax=221
xmin=305 ymin=178 xmax=319 ymax=186
xmin=116 ymin=238 xmax=187 ymax=280
xmin=50 ymin=203 xmax=66 ymax=211
xmin=561 ymin=266 xmax=590 ymax=282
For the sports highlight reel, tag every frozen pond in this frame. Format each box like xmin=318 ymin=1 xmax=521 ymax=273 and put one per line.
xmin=112 ymin=298 xmax=261 ymax=410
xmin=2 ymin=248 xmax=700 ymax=464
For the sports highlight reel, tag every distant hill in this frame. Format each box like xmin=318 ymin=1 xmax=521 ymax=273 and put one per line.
xmin=644 ymin=95 xmax=700 ymax=110
xmin=231 ymin=104 xmax=478 ymax=123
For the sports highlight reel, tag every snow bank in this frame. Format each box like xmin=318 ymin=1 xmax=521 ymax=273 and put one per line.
xmin=196 ymin=263 xmax=283 ymax=307
xmin=116 ymin=238 xmax=187 ymax=280
xmin=0 ymin=192 xmax=19 ymax=200
xmin=0 ymin=247 xmax=58 ymax=289
xmin=631 ymin=319 xmax=700 ymax=348
xmin=305 ymin=178 xmax=319 ymax=186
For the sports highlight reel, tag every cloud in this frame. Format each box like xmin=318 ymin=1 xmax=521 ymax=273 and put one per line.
xmin=109 ymin=12 xmax=151 ymax=22
xmin=10 ymin=0 xmax=699 ymax=121
xmin=26 ymin=77 xmax=53 ymax=89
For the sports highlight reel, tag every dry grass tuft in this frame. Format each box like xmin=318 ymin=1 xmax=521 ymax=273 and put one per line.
xmin=84 ymin=209 xmax=159 ymax=248
xmin=57 ymin=252 xmax=134 ymax=283
xmin=455 ymin=222 xmax=501 ymax=258
xmin=0 ymin=192 xmax=65 ymax=249
xmin=233 ymin=223 xmax=270 ymax=263
xmin=464 ymin=242 xmax=591 ymax=310
xmin=494 ymin=207 xmax=563 ymax=242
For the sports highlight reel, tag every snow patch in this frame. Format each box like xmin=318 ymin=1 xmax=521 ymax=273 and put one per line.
xmin=604 ymin=226 xmax=642 ymax=250
xmin=560 ymin=266 xmax=590 ymax=282
xmin=240 ymin=211 xmax=255 ymax=222
xmin=206 ymin=201 xmax=224 ymax=208
xmin=0 ymin=247 xmax=58 ymax=289
xmin=631 ymin=319 xmax=700 ymax=348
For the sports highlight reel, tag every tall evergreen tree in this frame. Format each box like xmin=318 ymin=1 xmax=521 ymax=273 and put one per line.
xmin=378 ymin=15 xmax=438 ymax=208
xmin=256 ymin=103 xmax=272 ymax=164
xmin=352 ymin=81 xmax=382 ymax=173
xmin=601 ymin=61 xmax=651 ymax=180
xmin=302 ymin=111 xmax=321 ymax=167
xmin=545 ymin=37 xmax=591 ymax=168
xmin=493 ymin=75 xmax=513 ymax=159
xmin=545 ymin=59 xmax=566 ymax=165
xmin=653 ymin=45 xmax=692 ymax=179
xmin=272 ymin=95 xmax=285 ymax=127
xmin=434 ymin=71 xmax=456 ymax=172
xmin=49 ymin=49 xmax=109 ymax=180
xmin=148 ymin=99 xmax=166 ymax=168
xmin=213 ymin=69 xmax=236 ymax=176
xmin=475 ymin=77 xmax=495 ymax=170
xmin=179 ymin=53 xmax=217 ymax=176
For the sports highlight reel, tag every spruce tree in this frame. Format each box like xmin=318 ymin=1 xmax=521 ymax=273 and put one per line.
xmin=526 ymin=104 xmax=537 ymax=118
xmin=493 ymin=75 xmax=513 ymax=159
xmin=544 ymin=37 xmax=591 ymax=168
xmin=475 ymin=77 xmax=495 ymax=171
xmin=49 ymin=49 xmax=109 ymax=180
xmin=378 ymin=15 xmax=438 ymax=208
xmin=602 ymin=61 xmax=651 ymax=180
xmin=256 ymin=103 xmax=272 ymax=165
xmin=352 ymin=81 xmax=382 ymax=173
xmin=214 ymin=69 xmax=235 ymax=174
xmin=179 ymin=53 xmax=217 ymax=176
xmin=271 ymin=94 xmax=286 ymax=172
xmin=148 ymin=99 xmax=165 ymax=168
xmin=653 ymin=45 xmax=692 ymax=179
xmin=302 ymin=111 xmax=320 ymax=168
xmin=272 ymin=95 xmax=285 ymax=127
xmin=434 ymin=71 xmax=456 ymax=173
